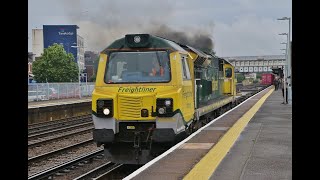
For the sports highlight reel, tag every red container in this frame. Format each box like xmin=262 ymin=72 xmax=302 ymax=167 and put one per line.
xmin=261 ymin=73 xmax=275 ymax=85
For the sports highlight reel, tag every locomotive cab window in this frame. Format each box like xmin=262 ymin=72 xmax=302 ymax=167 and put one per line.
xmin=105 ymin=51 xmax=171 ymax=83
xmin=225 ymin=68 xmax=232 ymax=78
xmin=181 ymin=56 xmax=191 ymax=80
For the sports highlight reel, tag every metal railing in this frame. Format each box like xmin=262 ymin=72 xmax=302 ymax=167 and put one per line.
xmin=28 ymin=83 xmax=95 ymax=102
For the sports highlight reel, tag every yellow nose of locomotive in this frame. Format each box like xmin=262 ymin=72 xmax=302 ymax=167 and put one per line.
xmin=117 ymin=93 xmax=156 ymax=120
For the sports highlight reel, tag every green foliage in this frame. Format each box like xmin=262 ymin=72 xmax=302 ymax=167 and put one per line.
xmin=90 ymin=74 xmax=96 ymax=82
xmin=236 ymin=73 xmax=245 ymax=82
xmin=256 ymin=73 xmax=262 ymax=80
xmin=33 ymin=43 xmax=79 ymax=82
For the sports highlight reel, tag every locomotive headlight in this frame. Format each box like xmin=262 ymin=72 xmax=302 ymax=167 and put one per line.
xmin=96 ymin=99 xmax=113 ymax=118
xmin=165 ymin=100 xmax=171 ymax=107
xmin=156 ymin=98 xmax=173 ymax=116
xmin=103 ymin=108 xmax=110 ymax=115
xmin=134 ymin=36 xmax=141 ymax=43
xmin=97 ymin=100 xmax=104 ymax=108
xmin=158 ymin=108 xmax=165 ymax=114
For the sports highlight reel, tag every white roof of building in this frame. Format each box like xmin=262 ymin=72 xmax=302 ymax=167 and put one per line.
xmin=222 ymin=55 xmax=285 ymax=61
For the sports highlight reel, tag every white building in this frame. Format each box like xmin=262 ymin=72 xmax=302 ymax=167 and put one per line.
xmin=223 ymin=55 xmax=286 ymax=73
xmin=32 ymin=29 xmax=43 ymax=58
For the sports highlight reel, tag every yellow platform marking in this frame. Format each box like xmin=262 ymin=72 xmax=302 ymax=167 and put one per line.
xmin=183 ymin=88 xmax=274 ymax=180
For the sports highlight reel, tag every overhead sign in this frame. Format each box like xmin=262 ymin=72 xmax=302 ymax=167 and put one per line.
xmin=58 ymin=32 xmax=74 ymax=35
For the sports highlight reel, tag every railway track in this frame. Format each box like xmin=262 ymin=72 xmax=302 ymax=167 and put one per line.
xmin=28 ymin=121 xmax=93 ymax=141
xmin=28 ymin=129 xmax=94 ymax=158
xmin=28 ymin=149 xmax=104 ymax=180
xmin=28 ymin=114 xmax=91 ymax=134
xmin=28 ymin=139 xmax=94 ymax=163
xmin=73 ymin=162 xmax=122 ymax=180
xmin=28 ymin=139 xmax=101 ymax=177
xmin=28 ymin=148 xmax=137 ymax=180
xmin=28 ymin=127 xmax=93 ymax=148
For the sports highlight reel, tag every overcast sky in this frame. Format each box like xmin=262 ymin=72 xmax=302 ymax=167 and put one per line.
xmin=28 ymin=0 xmax=292 ymax=57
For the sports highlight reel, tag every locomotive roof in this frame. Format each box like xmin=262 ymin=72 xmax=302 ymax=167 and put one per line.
xmin=215 ymin=57 xmax=232 ymax=65
xmin=100 ymin=34 xmax=234 ymax=66
xmin=102 ymin=34 xmax=188 ymax=53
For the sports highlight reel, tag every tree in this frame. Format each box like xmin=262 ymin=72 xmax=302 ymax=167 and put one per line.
xmin=90 ymin=74 xmax=96 ymax=82
xmin=256 ymin=73 xmax=262 ymax=80
xmin=33 ymin=43 xmax=79 ymax=82
xmin=236 ymin=73 xmax=245 ymax=83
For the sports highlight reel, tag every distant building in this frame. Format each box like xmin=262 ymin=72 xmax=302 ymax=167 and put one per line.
xmin=84 ymin=51 xmax=99 ymax=80
xmin=244 ymin=73 xmax=256 ymax=79
xmin=32 ymin=25 xmax=85 ymax=71
xmin=32 ymin=29 xmax=43 ymax=58
xmin=223 ymin=55 xmax=286 ymax=73
xmin=28 ymin=52 xmax=35 ymax=62
xmin=28 ymin=52 xmax=35 ymax=82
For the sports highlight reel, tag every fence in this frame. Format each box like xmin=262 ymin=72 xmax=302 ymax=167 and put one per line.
xmin=28 ymin=83 xmax=95 ymax=102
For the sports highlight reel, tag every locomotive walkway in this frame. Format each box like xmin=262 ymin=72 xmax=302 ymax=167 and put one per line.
xmin=124 ymin=87 xmax=292 ymax=180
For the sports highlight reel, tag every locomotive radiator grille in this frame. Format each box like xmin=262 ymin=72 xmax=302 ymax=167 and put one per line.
xmin=118 ymin=95 xmax=142 ymax=119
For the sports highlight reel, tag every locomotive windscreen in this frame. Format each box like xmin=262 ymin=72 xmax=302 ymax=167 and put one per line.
xmin=105 ymin=51 xmax=171 ymax=84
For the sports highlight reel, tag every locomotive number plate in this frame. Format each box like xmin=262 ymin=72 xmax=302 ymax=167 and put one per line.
xmin=127 ymin=126 xmax=135 ymax=130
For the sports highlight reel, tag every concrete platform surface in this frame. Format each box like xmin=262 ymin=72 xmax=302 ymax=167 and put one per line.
xmin=210 ymin=90 xmax=292 ymax=180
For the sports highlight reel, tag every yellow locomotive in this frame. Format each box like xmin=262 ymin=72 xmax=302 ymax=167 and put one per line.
xmin=92 ymin=34 xmax=236 ymax=164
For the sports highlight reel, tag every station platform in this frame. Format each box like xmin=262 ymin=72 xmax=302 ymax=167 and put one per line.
xmin=209 ymin=89 xmax=291 ymax=180
xmin=125 ymin=86 xmax=292 ymax=180
xmin=28 ymin=97 xmax=91 ymax=109
xmin=28 ymin=97 xmax=92 ymax=124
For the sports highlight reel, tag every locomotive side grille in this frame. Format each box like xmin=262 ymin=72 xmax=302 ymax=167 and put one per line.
xmin=118 ymin=95 xmax=142 ymax=119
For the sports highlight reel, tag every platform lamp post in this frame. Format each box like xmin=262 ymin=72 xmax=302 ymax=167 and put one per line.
xmin=280 ymin=42 xmax=287 ymax=51
xmin=279 ymin=33 xmax=288 ymax=104
xmin=278 ymin=17 xmax=291 ymax=104
xmin=71 ymin=45 xmax=84 ymax=99
xmin=280 ymin=42 xmax=287 ymax=59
